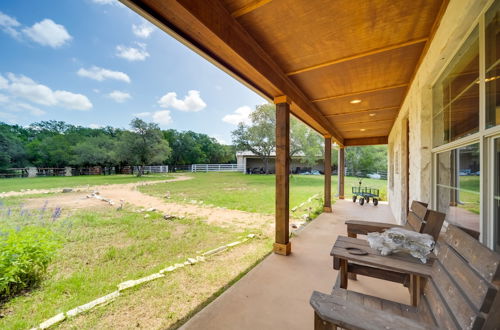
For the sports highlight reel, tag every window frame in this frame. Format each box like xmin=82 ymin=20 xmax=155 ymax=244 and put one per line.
xmin=431 ymin=0 xmax=500 ymax=249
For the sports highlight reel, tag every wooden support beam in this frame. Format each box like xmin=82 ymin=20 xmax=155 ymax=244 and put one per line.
xmin=274 ymin=97 xmax=291 ymax=256
xmin=324 ymin=137 xmax=332 ymax=212
xmin=344 ymin=136 xmax=388 ymax=146
xmin=338 ymin=147 xmax=345 ymax=200
xmin=286 ymin=38 xmax=428 ymax=76
xmin=231 ymin=0 xmax=272 ymax=18
xmin=311 ymin=84 xmax=408 ymax=103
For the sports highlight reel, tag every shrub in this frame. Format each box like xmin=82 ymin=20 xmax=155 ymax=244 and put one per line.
xmin=0 ymin=226 xmax=61 ymax=300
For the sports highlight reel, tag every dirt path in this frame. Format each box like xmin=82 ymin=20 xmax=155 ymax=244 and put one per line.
xmin=5 ymin=175 xmax=274 ymax=234
xmin=0 ymin=176 xmax=192 ymax=198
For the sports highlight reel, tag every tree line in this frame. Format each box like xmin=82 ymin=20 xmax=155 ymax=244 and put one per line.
xmin=232 ymin=103 xmax=387 ymax=176
xmin=0 ymin=119 xmax=234 ymax=174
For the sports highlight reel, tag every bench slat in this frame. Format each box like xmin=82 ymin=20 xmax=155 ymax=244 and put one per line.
xmin=421 ymin=210 xmax=445 ymax=241
xmin=435 ymin=242 xmax=497 ymax=313
xmin=432 ymin=262 xmax=485 ymax=329
xmin=311 ymin=291 xmax=436 ymax=330
xmin=407 ymin=211 xmax=424 ymax=232
xmin=423 ymin=279 xmax=459 ymax=330
xmin=411 ymin=200 xmax=428 ymax=219
xmin=444 ymin=225 xmax=500 ymax=283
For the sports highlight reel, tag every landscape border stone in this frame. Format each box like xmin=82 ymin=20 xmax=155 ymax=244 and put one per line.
xmin=30 ymin=233 xmax=256 ymax=329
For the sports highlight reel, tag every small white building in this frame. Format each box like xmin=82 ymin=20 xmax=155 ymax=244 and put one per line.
xmin=236 ymin=151 xmax=331 ymax=174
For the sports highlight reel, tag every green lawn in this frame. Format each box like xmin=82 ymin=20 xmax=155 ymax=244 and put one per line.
xmin=139 ymin=172 xmax=387 ymax=215
xmin=0 ymin=174 xmax=172 ymax=192
xmin=458 ymin=175 xmax=480 ymax=214
xmin=0 ymin=206 xmax=268 ymax=329
xmin=0 ymin=172 xmax=387 ymax=329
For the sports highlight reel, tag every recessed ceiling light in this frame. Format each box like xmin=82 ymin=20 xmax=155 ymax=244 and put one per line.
xmin=360 ymin=128 xmax=366 ymax=132
xmin=350 ymin=99 xmax=362 ymax=104
xmin=369 ymin=113 xmax=376 ymax=117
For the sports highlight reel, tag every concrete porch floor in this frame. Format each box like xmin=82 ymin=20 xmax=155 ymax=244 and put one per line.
xmin=181 ymin=200 xmax=410 ymax=330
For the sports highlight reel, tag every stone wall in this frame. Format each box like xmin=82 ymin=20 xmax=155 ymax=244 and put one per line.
xmin=387 ymin=0 xmax=490 ymax=224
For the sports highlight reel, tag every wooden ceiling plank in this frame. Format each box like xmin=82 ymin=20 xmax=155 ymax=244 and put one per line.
xmin=231 ymin=0 xmax=272 ymax=18
xmin=344 ymin=136 xmax=388 ymax=146
xmin=174 ymin=0 xmax=344 ymax=145
xmin=286 ymin=38 xmax=428 ymax=76
xmin=312 ymin=83 xmax=408 ymax=103
xmin=325 ymin=106 xmax=400 ymax=117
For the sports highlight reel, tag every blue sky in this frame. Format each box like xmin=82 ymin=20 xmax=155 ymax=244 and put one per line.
xmin=0 ymin=0 xmax=266 ymax=144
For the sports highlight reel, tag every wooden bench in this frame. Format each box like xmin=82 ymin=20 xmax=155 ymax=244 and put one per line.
xmin=346 ymin=201 xmax=445 ymax=242
xmin=311 ymin=224 xmax=500 ymax=330
xmin=344 ymin=201 xmax=445 ymax=281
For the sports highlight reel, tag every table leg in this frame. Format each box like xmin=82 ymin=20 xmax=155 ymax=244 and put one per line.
xmin=347 ymin=232 xmax=357 ymax=280
xmin=340 ymin=258 xmax=348 ymax=289
xmin=410 ymin=274 xmax=420 ymax=306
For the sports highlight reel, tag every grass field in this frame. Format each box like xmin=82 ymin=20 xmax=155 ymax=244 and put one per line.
xmin=139 ymin=173 xmax=388 ymax=214
xmin=0 ymin=172 xmax=387 ymax=329
xmin=0 ymin=174 xmax=172 ymax=192
xmin=0 ymin=205 xmax=269 ymax=329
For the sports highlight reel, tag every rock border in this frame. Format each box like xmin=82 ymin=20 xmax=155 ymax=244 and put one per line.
xmin=30 ymin=234 xmax=256 ymax=329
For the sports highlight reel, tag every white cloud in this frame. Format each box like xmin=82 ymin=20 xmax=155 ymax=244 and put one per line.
xmin=1 ymin=73 xmax=92 ymax=111
xmin=132 ymin=23 xmax=154 ymax=38
xmin=0 ymin=75 xmax=8 ymax=89
xmin=0 ymin=11 xmax=20 ymax=38
xmin=108 ymin=90 xmax=131 ymax=103
xmin=116 ymin=43 xmax=149 ymax=61
xmin=211 ymin=134 xmax=227 ymax=145
xmin=152 ymin=110 xmax=173 ymax=125
xmin=222 ymin=106 xmax=253 ymax=125
xmin=158 ymin=90 xmax=206 ymax=112
xmin=22 ymin=19 xmax=72 ymax=48
xmin=15 ymin=103 xmax=46 ymax=116
xmin=133 ymin=111 xmax=151 ymax=118
xmin=0 ymin=93 xmax=8 ymax=103
xmin=88 ymin=123 xmax=102 ymax=129
xmin=54 ymin=90 xmax=92 ymax=110
xmin=77 ymin=66 xmax=131 ymax=83
xmin=0 ymin=111 xmax=17 ymax=123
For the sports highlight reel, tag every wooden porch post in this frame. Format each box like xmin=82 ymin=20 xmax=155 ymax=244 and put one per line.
xmin=338 ymin=147 xmax=345 ymax=199
xmin=274 ymin=95 xmax=291 ymax=256
xmin=324 ymin=137 xmax=332 ymax=212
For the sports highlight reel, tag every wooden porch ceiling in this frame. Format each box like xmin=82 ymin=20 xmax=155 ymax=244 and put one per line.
xmin=121 ymin=0 xmax=448 ymax=146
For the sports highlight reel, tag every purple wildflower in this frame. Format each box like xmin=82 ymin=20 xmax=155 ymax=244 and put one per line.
xmin=51 ymin=207 xmax=62 ymax=221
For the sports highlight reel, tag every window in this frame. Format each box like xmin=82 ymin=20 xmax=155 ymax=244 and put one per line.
xmin=433 ymin=28 xmax=479 ymax=147
xmin=436 ymin=144 xmax=480 ymax=233
xmin=494 ymin=138 xmax=500 ymax=251
xmin=486 ymin=1 xmax=500 ymax=128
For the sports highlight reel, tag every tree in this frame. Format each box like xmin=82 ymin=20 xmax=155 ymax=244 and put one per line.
xmin=232 ymin=104 xmax=275 ymax=173
xmin=72 ymin=135 xmax=118 ymax=171
xmin=119 ymin=118 xmax=171 ymax=176
xmin=290 ymin=117 xmax=324 ymax=166
xmin=345 ymin=145 xmax=387 ymax=176
xmin=0 ymin=123 xmax=27 ymax=171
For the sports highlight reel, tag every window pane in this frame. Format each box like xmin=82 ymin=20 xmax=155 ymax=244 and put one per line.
xmin=494 ymin=138 xmax=500 ymax=251
xmin=436 ymin=143 xmax=480 ymax=234
xmin=486 ymin=1 xmax=500 ymax=128
xmin=433 ymin=28 xmax=479 ymax=147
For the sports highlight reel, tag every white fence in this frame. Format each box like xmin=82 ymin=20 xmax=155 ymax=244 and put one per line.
xmin=191 ymin=164 xmax=244 ymax=172
xmin=134 ymin=165 xmax=169 ymax=173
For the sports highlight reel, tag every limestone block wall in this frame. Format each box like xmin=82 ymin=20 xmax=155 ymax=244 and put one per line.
xmin=387 ymin=0 xmax=490 ymax=224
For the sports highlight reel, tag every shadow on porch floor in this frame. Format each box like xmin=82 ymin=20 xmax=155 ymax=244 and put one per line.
xmin=180 ymin=199 xmax=409 ymax=330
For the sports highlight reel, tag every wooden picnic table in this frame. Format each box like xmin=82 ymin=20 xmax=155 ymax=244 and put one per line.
xmin=331 ymin=236 xmax=435 ymax=306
